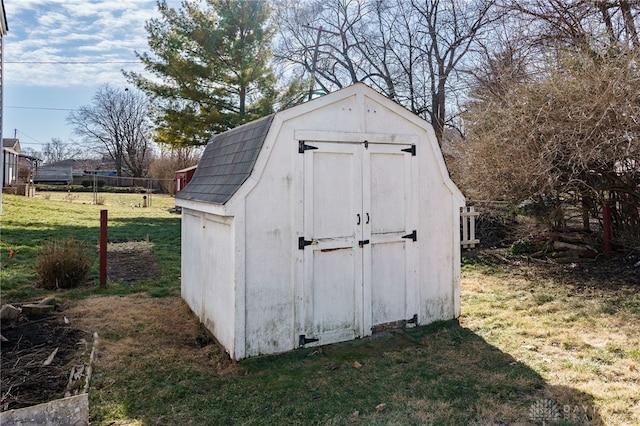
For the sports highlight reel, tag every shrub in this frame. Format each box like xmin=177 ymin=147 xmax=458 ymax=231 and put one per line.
xmin=510 ymin=238 xmax=536 ymax=255
xmin=35 ymin=239 xmax=93 ymax=289
xmin=81 ymin=180 xmax=92 ymax=187
xmin=510 ymin=238 xmax=550 ymax=255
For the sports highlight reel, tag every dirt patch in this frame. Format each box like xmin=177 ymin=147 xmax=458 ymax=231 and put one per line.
xmin=65 ymin=295 xmax=232 ymax=372
xmin=107 ymin=241 xmax=161 ymax=283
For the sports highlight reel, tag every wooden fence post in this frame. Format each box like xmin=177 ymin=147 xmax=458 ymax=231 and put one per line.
xmin=602 ymin=203 xmax=612 ymax=258
xmin=100 ymin=210 xmax=108 ymax=287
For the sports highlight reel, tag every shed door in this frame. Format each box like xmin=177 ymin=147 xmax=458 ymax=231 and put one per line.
xmin=301 ymin=140 xmax=417 ymax=346
xmin=302 ymin=142 xmax=363 ymax=345
xmin=363 ymin=144 xmax=417 ymax=330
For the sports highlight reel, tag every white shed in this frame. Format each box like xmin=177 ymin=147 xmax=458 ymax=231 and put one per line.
xmin=176 ymin=83 xmax=465 ymax=360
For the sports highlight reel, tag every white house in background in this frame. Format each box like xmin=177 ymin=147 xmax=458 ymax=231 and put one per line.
xmin=176 ymin=83 xmax=466 ymax=360
xmin=2 ymin=138 xmax=19 ymax=188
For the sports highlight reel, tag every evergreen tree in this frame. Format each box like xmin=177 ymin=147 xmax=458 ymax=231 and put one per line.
xmin=125 ymin=0 xmax=276 ymax=147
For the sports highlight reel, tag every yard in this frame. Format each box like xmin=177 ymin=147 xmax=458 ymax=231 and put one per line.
xmin=1 ymin=193 xmax=638 ymax=425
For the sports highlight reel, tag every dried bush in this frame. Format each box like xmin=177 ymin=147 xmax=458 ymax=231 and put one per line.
xmin=36 ymin=239 xmax=93 ymax=289
xmin=462 ymin=50 xmax=640 ymax=248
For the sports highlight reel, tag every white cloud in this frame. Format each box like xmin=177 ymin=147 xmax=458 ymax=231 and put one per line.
xmin=3 ymin=0 xmax=160 ymax=87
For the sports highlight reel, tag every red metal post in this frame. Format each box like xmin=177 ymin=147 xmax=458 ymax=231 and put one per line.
xmin=100 ymin=209 xmax=108 ymax=286
xmin=602 ymin=203 xmax=612 ymax=258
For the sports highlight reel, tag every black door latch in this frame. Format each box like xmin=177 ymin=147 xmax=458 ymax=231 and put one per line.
xmin=299 ymin=335 xmax=319 ymax=346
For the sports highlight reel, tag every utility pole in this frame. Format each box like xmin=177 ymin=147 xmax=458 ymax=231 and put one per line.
xmin=308 ymin=26 xmax=322 ymax=101
xmin=303 ymin=24 xmax=342 ymax=101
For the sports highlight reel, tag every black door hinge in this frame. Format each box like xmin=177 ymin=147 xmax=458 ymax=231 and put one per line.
xmin=401 ymin=144 xmax=416 ymax=156
xmin=359 ymin=239 xmax=370 ymax=247
xmin=299 ymin=334 xmax=319 ymax=346
xmin=299 ymin=141 xmax=318 ymax=153
xmin=402 ymin=230 xmax=417 ymax=241
xmin=299 ymin=237 xmax=313 ymax=249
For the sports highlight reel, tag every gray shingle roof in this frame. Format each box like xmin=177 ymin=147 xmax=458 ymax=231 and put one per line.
xmin=176 ymin=114 xmax=275 ymax=205
xmin=2 ymin=138 xmax=19 ymax=150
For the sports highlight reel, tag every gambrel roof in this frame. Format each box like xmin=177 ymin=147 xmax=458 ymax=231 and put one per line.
xmin=176 ymin=114 xmax=275 ymax=205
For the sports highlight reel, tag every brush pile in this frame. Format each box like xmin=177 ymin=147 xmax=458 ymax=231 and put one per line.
xmin=510 ymin=231 xmax=602 ymax=263
xmin=0 ymin=299 xmax=90 ymax=411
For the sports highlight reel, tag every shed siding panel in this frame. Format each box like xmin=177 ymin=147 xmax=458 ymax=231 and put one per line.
xmin=369 ymin=152 xmax=405 ymax=234
xmin=312 ymin=248 xmax=357 ymax=334
xmin=181 ymin=211 xmax=203 ymax=318
xmin=290 ymin=96 xmax=359 ymax=133
xmin=200 ymin=215 xmax=235 ymax=354
xmin=243 ymin=133 xmax=295 ymax=356
xmin=312 ymin=151 xmax=357 ymax=238
xmin=362 ymin=96 xmax=423 ymax=136
xmin=419 ymin=180 xmax=459 ymax=322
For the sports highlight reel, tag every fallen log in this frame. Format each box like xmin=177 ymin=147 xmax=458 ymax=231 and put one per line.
xmin=553 ymin=241 xmax=585 ymax=251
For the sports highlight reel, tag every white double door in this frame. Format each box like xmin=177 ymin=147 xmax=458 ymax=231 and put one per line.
xmin=301 ymin=141 xmax=418 ymax=345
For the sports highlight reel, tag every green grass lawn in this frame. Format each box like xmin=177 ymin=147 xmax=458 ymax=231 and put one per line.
xmin=2 ymin=194 xmax=638 ymax=425
xmin=0 ymin=192 xmax=181 ymax=302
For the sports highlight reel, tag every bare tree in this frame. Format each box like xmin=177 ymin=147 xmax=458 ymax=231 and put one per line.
xmin=410 ymin=0 xmax=500 ymax=142
xmin=273 ymin=0 xmax=499 ymax=143
xmin=42 ymin=138 xmax=84 ymax=164
xmin=68 ymin=85 xmax=153 ymax=178
xmin=273 ymin=0 xmax=376 ymax=93
xmin=506 ymin=0 xmax=640 ymax=53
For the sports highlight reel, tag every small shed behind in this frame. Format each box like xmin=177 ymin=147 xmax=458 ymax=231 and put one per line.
xmin=175 ymin=165 xmax=197 ymax=195
xmin=177 ymin=83 xmax=465 ymax=360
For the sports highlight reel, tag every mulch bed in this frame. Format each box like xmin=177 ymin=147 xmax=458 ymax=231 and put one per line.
xmin=0 ymin=311 xmax=89 ymax=411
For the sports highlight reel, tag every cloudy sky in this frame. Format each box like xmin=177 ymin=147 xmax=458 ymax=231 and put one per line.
xmin=3 ymin=0 xmax=181 ymax=153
